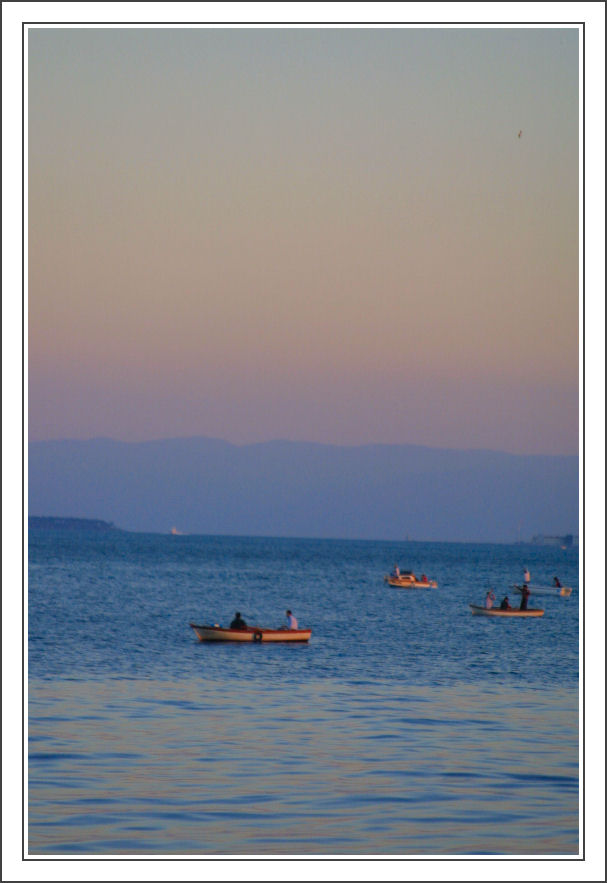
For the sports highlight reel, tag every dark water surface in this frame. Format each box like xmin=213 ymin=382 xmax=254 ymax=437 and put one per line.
xmin=28 ymin=531 xmax=579 ymax=855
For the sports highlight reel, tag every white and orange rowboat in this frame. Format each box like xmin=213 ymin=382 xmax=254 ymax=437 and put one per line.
xmin=469 ymin=604 xmax=544 ymax=618
xmin=190 ymin=623 xmax=312 ymax=643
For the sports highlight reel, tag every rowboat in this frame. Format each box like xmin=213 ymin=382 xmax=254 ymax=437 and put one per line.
xmin=190 ymin=623 xmax=312 ymax=643
xmin=469 ymin=604 xmax=544 ymax=618
xmin=384 ymin=572 xmax=438 ymax=588
xmin=513 ymin=583 xmax=572 ymax=598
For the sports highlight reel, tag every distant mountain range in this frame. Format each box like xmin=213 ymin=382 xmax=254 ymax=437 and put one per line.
xmin=28 ymin=437 xmax=579 ymax=543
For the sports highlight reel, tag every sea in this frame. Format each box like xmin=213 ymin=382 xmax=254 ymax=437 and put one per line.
xmin=27 ymin=529 xmax=580 ymax=857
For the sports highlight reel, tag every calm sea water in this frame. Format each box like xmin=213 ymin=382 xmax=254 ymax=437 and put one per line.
xmin=28 ymin=531 xmax=579 ymax=855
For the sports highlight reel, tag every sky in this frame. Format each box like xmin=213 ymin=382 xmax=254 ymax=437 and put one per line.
xmin=27 ymin=25 xmax=580 ymax=455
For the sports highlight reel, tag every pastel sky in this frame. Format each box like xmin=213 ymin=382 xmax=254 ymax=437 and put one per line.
xmin=28 ymin=26 xmax=580 ymax=454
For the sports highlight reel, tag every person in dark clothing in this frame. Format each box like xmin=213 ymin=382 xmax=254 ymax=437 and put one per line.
xmin=500 ymin=596 xmax=512 ymax=610
xmin=519 ymin=584 xmax=531 ymax=610
xmin=230 ymin=611 xmax=247 ymax=630
xmin=553 ymin=576 xmax=562 ymax=587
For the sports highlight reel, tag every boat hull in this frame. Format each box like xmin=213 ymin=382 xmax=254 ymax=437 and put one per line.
xmin=190 ymin=623 xmax=312 ymax=643
xmin=469 ymin=604 xmax=544 ymax=617
xmin=385 ymin=576 xmax=438 ymax=588
xmin=513 ymin=584 xmax=572 ymax=598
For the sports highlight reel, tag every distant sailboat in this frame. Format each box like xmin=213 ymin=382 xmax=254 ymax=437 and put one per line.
xmin=170 ymin=527 xmax=183 ymax=535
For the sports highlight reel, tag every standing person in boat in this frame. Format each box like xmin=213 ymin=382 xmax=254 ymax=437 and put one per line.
xmin=519 ymin=584 xmax=531 ymax=610
xmin=500 ymin=596 xmax=512 ymax=610
xmin=285 ymin=609 xmax=298 ymax=630
xmin=485 ymin=590 xmax=496 ymax=609
xmin=553 ymin=576 xmax=562 ymax=587
xmin=230 ymin=611 xmax=247 ymax=630
xmin=392 ymin=564 xmax=400 ymax=578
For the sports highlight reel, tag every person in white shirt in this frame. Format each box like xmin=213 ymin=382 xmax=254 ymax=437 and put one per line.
xmin=485 ymin=590 xmax=496 ymax=609
xmin=286 ymin=609 xmax=298 ymax=630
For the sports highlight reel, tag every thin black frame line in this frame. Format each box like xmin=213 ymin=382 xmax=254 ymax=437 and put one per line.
xmin=21 ymin=20 xmax=587 ymax=26
xmin=21 ymin=20 xmax=585 ymax=863
xmin=580 ymin=18 xmax=585 ymax=866
xmin=21 ymin=15 xmax=27 ymax=866
xmin=23 ymin=855 xmax=584 ymax=862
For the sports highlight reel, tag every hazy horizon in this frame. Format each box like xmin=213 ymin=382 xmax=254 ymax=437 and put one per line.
xmin=29 ymin=435 xmax=578 ymax=542
xmin=29 ymin=430 xmax=580 ymax=458
xmin=28 ymin=26 xmax=579 ymax=457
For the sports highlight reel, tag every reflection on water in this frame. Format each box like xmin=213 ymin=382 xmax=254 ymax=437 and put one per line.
xmin=29 ymin=678 xmax=578 ymax=855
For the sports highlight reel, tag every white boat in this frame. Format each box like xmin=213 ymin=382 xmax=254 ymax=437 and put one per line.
xmin=384 ymin=571 xmax=438 ymax=589
xmin=190 ymin=623 xmax=312 ymax=643
xmin=513 ymin=583 xmax=572 ymax=598
xmin=469 ymin=604 xmax=544 ymax=618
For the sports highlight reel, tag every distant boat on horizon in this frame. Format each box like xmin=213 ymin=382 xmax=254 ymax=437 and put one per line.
xmin=170 ymin=526 xmax=185 ymax=535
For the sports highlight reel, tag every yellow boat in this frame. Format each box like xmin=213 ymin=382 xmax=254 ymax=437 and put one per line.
xmin=384 ymin=571 xmax=438 ymax=589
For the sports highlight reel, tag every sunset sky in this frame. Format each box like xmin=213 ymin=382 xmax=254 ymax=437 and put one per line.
xmin=27 ymin=25 xmax=580 ymax=454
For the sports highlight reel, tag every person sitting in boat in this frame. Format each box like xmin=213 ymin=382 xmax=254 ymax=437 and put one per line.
xmin=420 ymin=574 xmax=429 ymax=583
xmin=500 ymin=596 xmax=512 ymax=610
xmin=519 ymin=585 xmax=531 ymax=610
xmin=485 ymin=590 xmax=496 ymax=609
xmin=553 ymin=576 xmax=562 ymax=587
xmin=285 ymin=609 xmax=298 ymax=630
xmin=230 ymin=611 xmax=247 ymax=630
